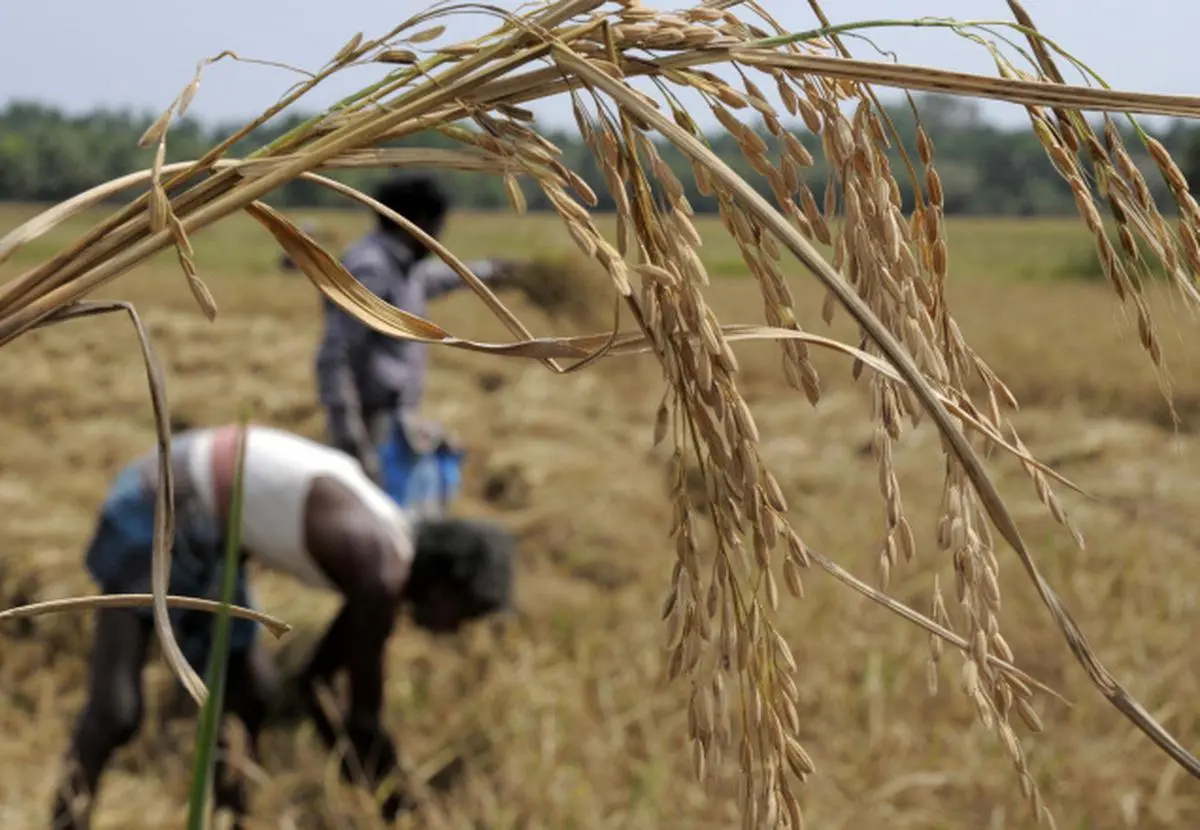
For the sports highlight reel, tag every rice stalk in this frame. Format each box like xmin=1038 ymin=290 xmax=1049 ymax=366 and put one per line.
xmin=16 ymin=299 xmax=212 ymax=704
xmin=4 ymin=1 xmax=1200 ymax=825
xmin=0 ymin=594 xmax=289 ymax=636
xmin=185 ymin=411 xmax=249 ymax=830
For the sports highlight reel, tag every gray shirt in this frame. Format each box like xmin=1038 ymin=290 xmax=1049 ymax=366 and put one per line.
xmin=315 ymin=229 xmax=503 ymax=416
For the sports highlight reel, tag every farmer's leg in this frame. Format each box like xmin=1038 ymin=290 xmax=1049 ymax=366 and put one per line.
xmin=52 ymin=608 xmax=153 ymax=830
xmin=177 ymin=566 xmax=268 ymax=827
xmin=227 ymin=636 xmax=276 ymax=757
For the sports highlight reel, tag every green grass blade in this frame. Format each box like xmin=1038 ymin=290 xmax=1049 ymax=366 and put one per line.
xmin=185 ymin=409 xmax=251 ymax=830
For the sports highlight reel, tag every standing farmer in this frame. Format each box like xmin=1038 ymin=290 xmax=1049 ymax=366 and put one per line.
xmin=51 ymin=422 xmax=515 ymax=829
xmin=316 ymin=172 xmax=524 ymax=485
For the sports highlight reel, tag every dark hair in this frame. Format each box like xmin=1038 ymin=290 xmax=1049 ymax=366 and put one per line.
xmin=372 ymin=173 xmax=450 ymax=233
xmin=407 ymin=517 xmax=515 ymax=617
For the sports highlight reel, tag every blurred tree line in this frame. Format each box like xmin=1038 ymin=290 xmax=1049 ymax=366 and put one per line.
xmin=2 ymin=94 xmax=1199 ymax=216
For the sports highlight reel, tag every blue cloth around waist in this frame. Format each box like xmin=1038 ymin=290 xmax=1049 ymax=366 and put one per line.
xmin=378 ymin=418 xmax=464 ymax=516
xmin=84 ymin=464 xmax=258 ymax=673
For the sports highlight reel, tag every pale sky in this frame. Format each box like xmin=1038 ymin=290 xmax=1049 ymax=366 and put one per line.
xmin=0 ymin=1 xmax=1195 ymax=131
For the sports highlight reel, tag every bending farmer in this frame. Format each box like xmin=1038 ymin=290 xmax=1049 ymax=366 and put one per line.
xmin=52 ymin=423 xmax=515 ymax=829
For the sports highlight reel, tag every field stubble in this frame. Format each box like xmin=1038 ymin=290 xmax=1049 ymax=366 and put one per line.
xmin=1 ymin=205 xmax=1199 ymax=828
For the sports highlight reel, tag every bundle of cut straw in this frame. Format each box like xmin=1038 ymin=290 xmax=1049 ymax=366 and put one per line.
xmin=4 ymin=0 xmax=1200 ymax=825
xmin=510 ymin=251 xmax=615 ymax=325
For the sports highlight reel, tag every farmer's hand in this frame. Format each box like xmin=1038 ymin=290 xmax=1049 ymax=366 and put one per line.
xmin=328 ymin=404 xmax=383 ymax=484
xmin=342 ymin=719 xmax=414 ymax=821
xmin=357 ymin=445 xmax=383 ymax=485
xmin=488 ymin=258 xmax=522 ymax=288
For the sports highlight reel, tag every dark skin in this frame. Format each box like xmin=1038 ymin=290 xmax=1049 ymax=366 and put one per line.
xmin=52 ymin=472 xmax=488 ymax=829
xmin=51 ymin=608 xmax=276 ymax=830
xmin=294 ymin=474 xmax=415 ymax=817
xmin=293 ymin=476 xmax=499 ymax=819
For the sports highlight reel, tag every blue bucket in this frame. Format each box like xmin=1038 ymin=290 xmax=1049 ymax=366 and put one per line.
xmin=377 ymin=418 xmax=465 ymax=515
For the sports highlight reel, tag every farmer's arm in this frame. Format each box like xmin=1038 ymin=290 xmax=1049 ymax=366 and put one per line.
xmin=301 ymin=492 xmax=412 ymax=816
xmin=315 ymin=264 xmax=386 ymax=480
xmin=331 ymin=519 xmax=408 ymax=731
xmin=414 ymin=256 xmax=518 ymax=300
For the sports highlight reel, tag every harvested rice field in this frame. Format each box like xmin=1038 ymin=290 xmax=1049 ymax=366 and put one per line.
xmin=1 ymin=204 xmax=1199 ymax=828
